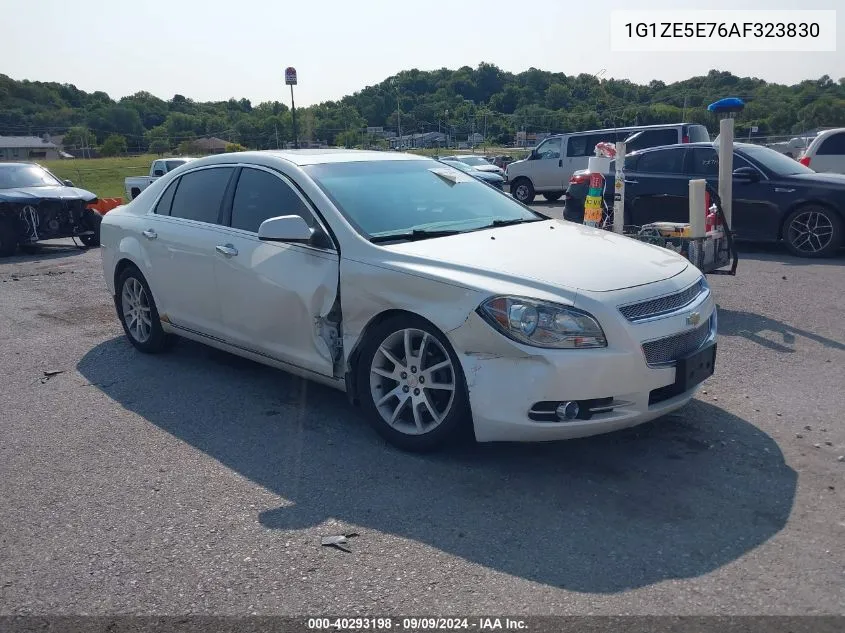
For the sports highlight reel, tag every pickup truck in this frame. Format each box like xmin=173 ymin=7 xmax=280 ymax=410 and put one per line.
xmin=124 ymin=157 xmax=195 ymax=200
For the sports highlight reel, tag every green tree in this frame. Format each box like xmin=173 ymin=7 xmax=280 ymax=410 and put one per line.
xmin=100 ymin=134 xmax=127 ymax=156
xmin=62 ymin=126 xmax=94 ymax=150
xmin=149 ymin=138 xmax=170 ymax=154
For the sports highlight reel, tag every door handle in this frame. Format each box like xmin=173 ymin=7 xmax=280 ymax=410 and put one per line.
xmin=142 ymin=229 xmax=157 ymax=240
xmin=215 ymin=243 xmax=238 ymax=257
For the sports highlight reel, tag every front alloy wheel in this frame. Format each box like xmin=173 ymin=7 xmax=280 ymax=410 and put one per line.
xmin=784 ymin=206 xmax=842 ymax=258
xmin=359 ymin=317 xmax=470 ymax=451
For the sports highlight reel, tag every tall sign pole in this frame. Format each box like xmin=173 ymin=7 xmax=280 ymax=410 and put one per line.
xmin=285 ymin=67 xmax=299 ymax=149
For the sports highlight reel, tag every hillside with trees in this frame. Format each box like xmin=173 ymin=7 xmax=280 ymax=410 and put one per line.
xmin=1 ymin=65 xmax=843 ymax=152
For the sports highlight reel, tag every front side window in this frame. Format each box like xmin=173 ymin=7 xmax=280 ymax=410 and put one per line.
xmin=741 ymin=145 xmax=814 ymax=176
xmin=306 ymin=159 xmax=541 ymax=240
xmin=687 ymin=148 xmax=754 ymax=176
xmin=535 ymin=138 xmax=561 ymax=159
xmin=168 ymin=167 xmax=234 ymax=224
xmin=230 ymin=168 xmax=313 ymax=233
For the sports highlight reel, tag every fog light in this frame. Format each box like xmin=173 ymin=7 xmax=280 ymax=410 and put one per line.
xmin=555 ymin=401 xmax=580 ymax=421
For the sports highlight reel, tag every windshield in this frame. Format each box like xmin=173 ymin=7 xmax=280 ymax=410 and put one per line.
xmin=455 ymin=156 xmax=489 ymax=167
xmin=0 ymin=164 xmax=63 ymax=189
xmin=740 ymin=144 xmax=815 ymax=176
xmin=305 ymin=159 xmax=541 ymax=240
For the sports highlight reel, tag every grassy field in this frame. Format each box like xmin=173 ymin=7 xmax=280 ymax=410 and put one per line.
xmin=39 ymin=147 xmax=529 ymax=201
xmin=42 ymin=154 xmax=157 ymax=200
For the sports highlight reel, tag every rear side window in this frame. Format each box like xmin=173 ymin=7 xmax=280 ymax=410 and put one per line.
xmin=817 ymin=132 xmax=845 ymax=155
xmin=687 ymin=148 xmax=720 ymax=175
xmin=635 ymin=148 xmax=685 ymax=174
xmin=626 ymin=128 xmax=680 ymax=152
xmin=230 ymin=168 xmax=313 ymax=233
xmin=686 ymin=125 xmax=711 ymax=143
xmin=168 ymin=167 xmax=234 ymax=224
xmin=567 ymin=132 xmax=620 ymax=157
xmin=154 ymin=178 xmax=179 ymax=215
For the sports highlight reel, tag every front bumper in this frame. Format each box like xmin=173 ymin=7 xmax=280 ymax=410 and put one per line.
xmin=447 ymin=271 xmax=716 ymax=442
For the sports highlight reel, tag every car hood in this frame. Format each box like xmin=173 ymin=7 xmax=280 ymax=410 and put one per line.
xmin=787 ymin=172 xmax=845 ymax=187
xmin=382 ymin=219 xmax=689 ymax=293
xmin=473 ymin=164 xmax=502 ymax=173
xmin=0 ymin=185 xmax=97 ymax=204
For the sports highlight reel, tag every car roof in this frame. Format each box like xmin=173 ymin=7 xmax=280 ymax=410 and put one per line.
xmin=545 ymin=123 xmax=699 ymax=139
xmin=0 ymin=161 xmax=40 ymax=168
xmin=189 ymin=149 xmax=429 ymax=167
xmin=630 ymin=141 xmax=758 ymax=155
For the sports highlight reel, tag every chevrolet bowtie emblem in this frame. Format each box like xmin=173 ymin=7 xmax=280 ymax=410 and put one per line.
xmin=686 ymin=312 xmax=701 ymax=326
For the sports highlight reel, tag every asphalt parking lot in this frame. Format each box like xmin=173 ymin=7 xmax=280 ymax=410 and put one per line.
xmin=1 ymin=216 xmax=844 ymax=615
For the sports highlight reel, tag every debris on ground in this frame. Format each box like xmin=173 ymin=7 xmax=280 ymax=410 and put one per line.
xmin=321 ymin=532 xmax=359 ymax=553
xmin=40 ymin=369 xmax=65 ymax=384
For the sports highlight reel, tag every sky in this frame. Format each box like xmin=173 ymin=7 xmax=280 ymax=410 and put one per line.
xmin=2 ymin=0 xmax=842 ymax=107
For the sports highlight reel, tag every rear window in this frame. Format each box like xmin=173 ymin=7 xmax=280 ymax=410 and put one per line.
xmin=817 ymin=132 xmax=845 ymax=155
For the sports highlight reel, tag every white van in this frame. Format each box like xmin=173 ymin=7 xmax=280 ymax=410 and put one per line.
xmin=506 ymin=123 xmax=710 ymax=203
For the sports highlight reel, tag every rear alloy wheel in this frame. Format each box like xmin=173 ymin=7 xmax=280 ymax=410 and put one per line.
xmin=510 ymin=178 xmax=535 ymax=204
xmin=784 ymin=206 xmax=842 ymax=258
xmin=358 ymin=316 xmax=470 ymax=451
xmin=116 ymin=266 xmax=171 ymax=353
xmin=542 ymin=192 xmax=563 ymax=202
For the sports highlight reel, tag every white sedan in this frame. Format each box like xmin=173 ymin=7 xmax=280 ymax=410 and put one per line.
xmin=100 ymin=150 xmax=717 ymax=451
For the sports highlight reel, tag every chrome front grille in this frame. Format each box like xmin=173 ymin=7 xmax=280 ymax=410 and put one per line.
xmin=642 ymin=318 xmax=712 ymax=366
xmin=620 ymin=279 xmax=707 ymax=322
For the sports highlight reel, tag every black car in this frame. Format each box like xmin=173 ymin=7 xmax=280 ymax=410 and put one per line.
xmin=438 ymin=158 xmax=505 ymax=189
xmin=0 ymin=162 xmax=102 ymax=257
xmin=563 ymin=142 xmax=845 ymax=257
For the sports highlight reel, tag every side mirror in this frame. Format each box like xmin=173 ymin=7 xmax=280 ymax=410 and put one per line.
xmin=529 ymin=149 xmax=538 ymax=160
xmin=153 ymin=169 xmax=165 ymax=176
xmin=258 ymin=215 xmax=315 ymax=243
xmin=63 ymin=179 xmax=74 ymax=187
xmin=733 ymin=166 xmax=760 ymax=182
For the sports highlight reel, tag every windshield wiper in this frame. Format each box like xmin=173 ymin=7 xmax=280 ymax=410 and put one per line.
xmin=488 ymin=218 xmax=544 ymax=228
xmin=370 ymin=228 xmax=463 ymax=243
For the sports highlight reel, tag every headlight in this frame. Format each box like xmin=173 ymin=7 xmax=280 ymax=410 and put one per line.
xmin=477 ymin=296 xmax=607 ymax=349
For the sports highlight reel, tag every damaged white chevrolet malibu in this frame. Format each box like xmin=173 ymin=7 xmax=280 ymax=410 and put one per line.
xmin=100 ymin=150 xmax=716 ymax=451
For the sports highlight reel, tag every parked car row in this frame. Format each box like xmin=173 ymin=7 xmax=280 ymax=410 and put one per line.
xmin=506 ymin=123 xmax=711 ymax=203
xmin=562 ymin=142 xmax=845 ymax=258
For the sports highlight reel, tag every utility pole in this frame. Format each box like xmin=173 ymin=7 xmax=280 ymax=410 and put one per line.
xmin=682 ymin=94 xmax=688 ymax=121
xmin=275 ymin=124 xmax=280 ymax=149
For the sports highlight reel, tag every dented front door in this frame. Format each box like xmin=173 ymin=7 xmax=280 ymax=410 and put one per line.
xmin=213 ymin=231 xmax=340 ymax=378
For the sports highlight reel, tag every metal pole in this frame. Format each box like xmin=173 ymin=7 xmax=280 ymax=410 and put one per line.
xmin=397 ymin=90 xmax=402 ymax=144
xmin=290 ymin=85 xmax=299 ymax=149
xmin=613 ymin=141 xmax=626 ymax=234
xmin=718 ymin=117 xmax=734 ymax=228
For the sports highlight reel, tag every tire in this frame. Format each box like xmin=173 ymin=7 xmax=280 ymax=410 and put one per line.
xmin=80 ymin=209 xmax=102 ymax=247
xmin=356 ymin=314 xmax=471 ymax=452
xmin=0 ymin=220 xmax=18 ymax=257
xmin=115 ymin=265 xmax=172 ymax=353
xmin=510 ymin=178 xmax=535 ymax=204
xmin=542 ymin=192 xmax=564 ymax=202
xmin=783 ymin=204 xmax=843 ymax=258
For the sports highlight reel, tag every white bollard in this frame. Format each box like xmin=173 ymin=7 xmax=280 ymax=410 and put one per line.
xmin=689 ymin=179 xmax=707 ymax=239
xmin=613 ymin=142 xmax=625 ymax=234
xmin=718 ymin=118 xmax=734 ymax=228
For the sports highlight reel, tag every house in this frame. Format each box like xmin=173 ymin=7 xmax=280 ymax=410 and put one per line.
xmin=0 ymin=136 xmax=60 ymax=161
xmin=193 ymin=136 xmax=230 ymax=154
